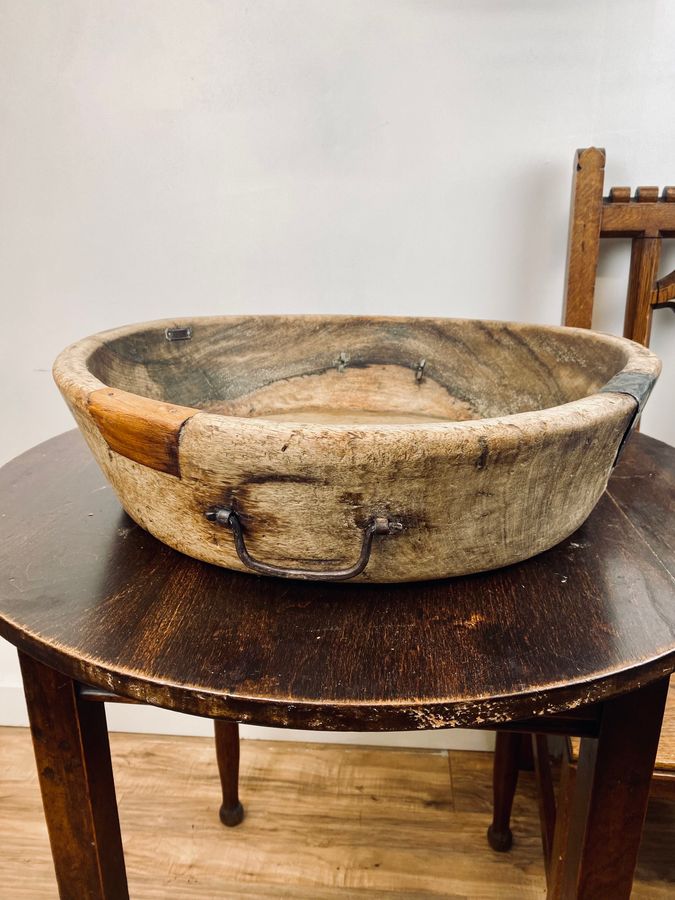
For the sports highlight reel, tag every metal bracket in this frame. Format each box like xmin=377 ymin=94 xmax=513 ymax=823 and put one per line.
xmin=165 ymin=326 xmax=192 ymax=342
xmin=205 ymin=506 xmax=403 ymax=581
xmin=599 ymin=371 xmax=657 ymax=465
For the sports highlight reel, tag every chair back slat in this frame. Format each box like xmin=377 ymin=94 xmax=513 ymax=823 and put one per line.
xmin=624 ymin=238 xmax=661 ymax=345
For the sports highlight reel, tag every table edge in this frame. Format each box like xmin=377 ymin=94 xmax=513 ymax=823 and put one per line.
xmin=3 ymin=617 xmax=674 ymax=731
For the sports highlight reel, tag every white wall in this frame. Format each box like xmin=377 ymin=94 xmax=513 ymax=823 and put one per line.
xmin=0 ymin=1 xmax=673 ymax=747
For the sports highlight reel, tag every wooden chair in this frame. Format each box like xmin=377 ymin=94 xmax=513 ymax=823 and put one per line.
xmin=563 ymin=146 xmax=675 ymax=339
xmin=488 ymin=147 xmax=675 ymax=884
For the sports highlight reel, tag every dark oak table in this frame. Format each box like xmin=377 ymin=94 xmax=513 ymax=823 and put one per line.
xmin=1 ymin=430 xmax=674 ymax=899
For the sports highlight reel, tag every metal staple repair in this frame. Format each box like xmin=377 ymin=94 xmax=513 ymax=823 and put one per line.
xmin=336 ymin=351 xmax=349 ymax=373
xmin=165 ymin=327 xmax=193 ymax=342
xmin=414 ymin=358 xmax=426 ymax=382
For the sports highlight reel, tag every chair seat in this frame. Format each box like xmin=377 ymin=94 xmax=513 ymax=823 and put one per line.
xmin=571 ymin=677 xmax=675 ymax=776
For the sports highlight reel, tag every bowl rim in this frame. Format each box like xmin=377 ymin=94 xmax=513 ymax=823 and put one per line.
xmin=53 ymin=314 xmax=661 ymax=437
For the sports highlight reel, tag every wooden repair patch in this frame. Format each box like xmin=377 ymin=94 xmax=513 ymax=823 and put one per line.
xmin=88 ymin=388 xmax=195 ymax=476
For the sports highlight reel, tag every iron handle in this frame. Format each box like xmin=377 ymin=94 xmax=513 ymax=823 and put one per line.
xmin=205 ymin=506 xmax=402 ymax=581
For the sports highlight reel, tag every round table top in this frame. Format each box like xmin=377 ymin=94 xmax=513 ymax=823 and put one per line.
xmin=0 ymin=430 xmax=674 ymax=731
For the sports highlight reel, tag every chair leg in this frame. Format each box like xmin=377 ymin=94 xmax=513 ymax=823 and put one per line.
xmin=214 ymin=720 xmax=244 ymax=827
xmin=488 ymin=731 xmax=522 ymax=851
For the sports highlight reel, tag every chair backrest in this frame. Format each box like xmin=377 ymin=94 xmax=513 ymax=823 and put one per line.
xmin=563 ymin=147 xmax=675 ymax=346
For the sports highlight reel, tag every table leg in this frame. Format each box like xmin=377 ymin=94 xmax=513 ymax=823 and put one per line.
xmin=487 ymin=731 xmax=521 ymax=851
xmin=551 ymin=676 xmax=669 ymax=900
xmin=548 ymin=744 xmax=576 ymax=893
xmin=19 ymin=651 xmax=129 ymax=900
xmin=214 ymin=719 xmax=244 ymax=826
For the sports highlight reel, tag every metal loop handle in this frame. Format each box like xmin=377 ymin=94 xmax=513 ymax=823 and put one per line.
xmin=205 ymin=506 xmax=402 ymax=581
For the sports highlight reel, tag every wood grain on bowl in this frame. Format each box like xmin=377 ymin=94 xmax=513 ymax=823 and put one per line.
xmin=53 ymin=316 xmax=661 ymax=582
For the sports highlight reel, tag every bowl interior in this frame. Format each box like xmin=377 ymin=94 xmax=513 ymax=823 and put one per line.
xmin=87 ymin=318 xmax=630 ymax=424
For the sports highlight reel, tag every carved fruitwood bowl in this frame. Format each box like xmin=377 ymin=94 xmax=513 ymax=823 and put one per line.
xmin=53 ymin=316 xmax=660 ymax=582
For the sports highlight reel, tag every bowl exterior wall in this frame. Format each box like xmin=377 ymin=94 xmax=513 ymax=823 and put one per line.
xmin=62 ymin=393 xmax=634 ymax=582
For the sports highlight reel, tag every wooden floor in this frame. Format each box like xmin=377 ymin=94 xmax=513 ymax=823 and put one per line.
xmin=1 ymin=727 xmax=673 ymax=899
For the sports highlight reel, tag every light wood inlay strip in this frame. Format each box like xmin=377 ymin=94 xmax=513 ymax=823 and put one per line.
xmin=88 ymin=388 xmax=195 ymax=477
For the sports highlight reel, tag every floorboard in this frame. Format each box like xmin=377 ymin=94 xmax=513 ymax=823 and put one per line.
xmin=0 ymin=727 xmax=672 ymax=898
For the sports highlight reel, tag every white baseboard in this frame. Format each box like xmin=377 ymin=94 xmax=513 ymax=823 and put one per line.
xmin=0 ymin=683 xmax=29 ymax=726
xmin=0 ymin=683 xmax=494 ymax=751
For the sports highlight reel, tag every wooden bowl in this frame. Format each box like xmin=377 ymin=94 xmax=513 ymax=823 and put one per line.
xmin=53 ymin=316 xmax=660 ymax=582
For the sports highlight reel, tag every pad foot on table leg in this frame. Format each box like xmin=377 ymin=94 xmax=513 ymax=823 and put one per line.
xmin=487 ymin=823 xmax=513 ymax=852
xmin=219 ymin=800 xmax=245 ymax=827
xmin=487 ymin=731 xmax=521 ymax=852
